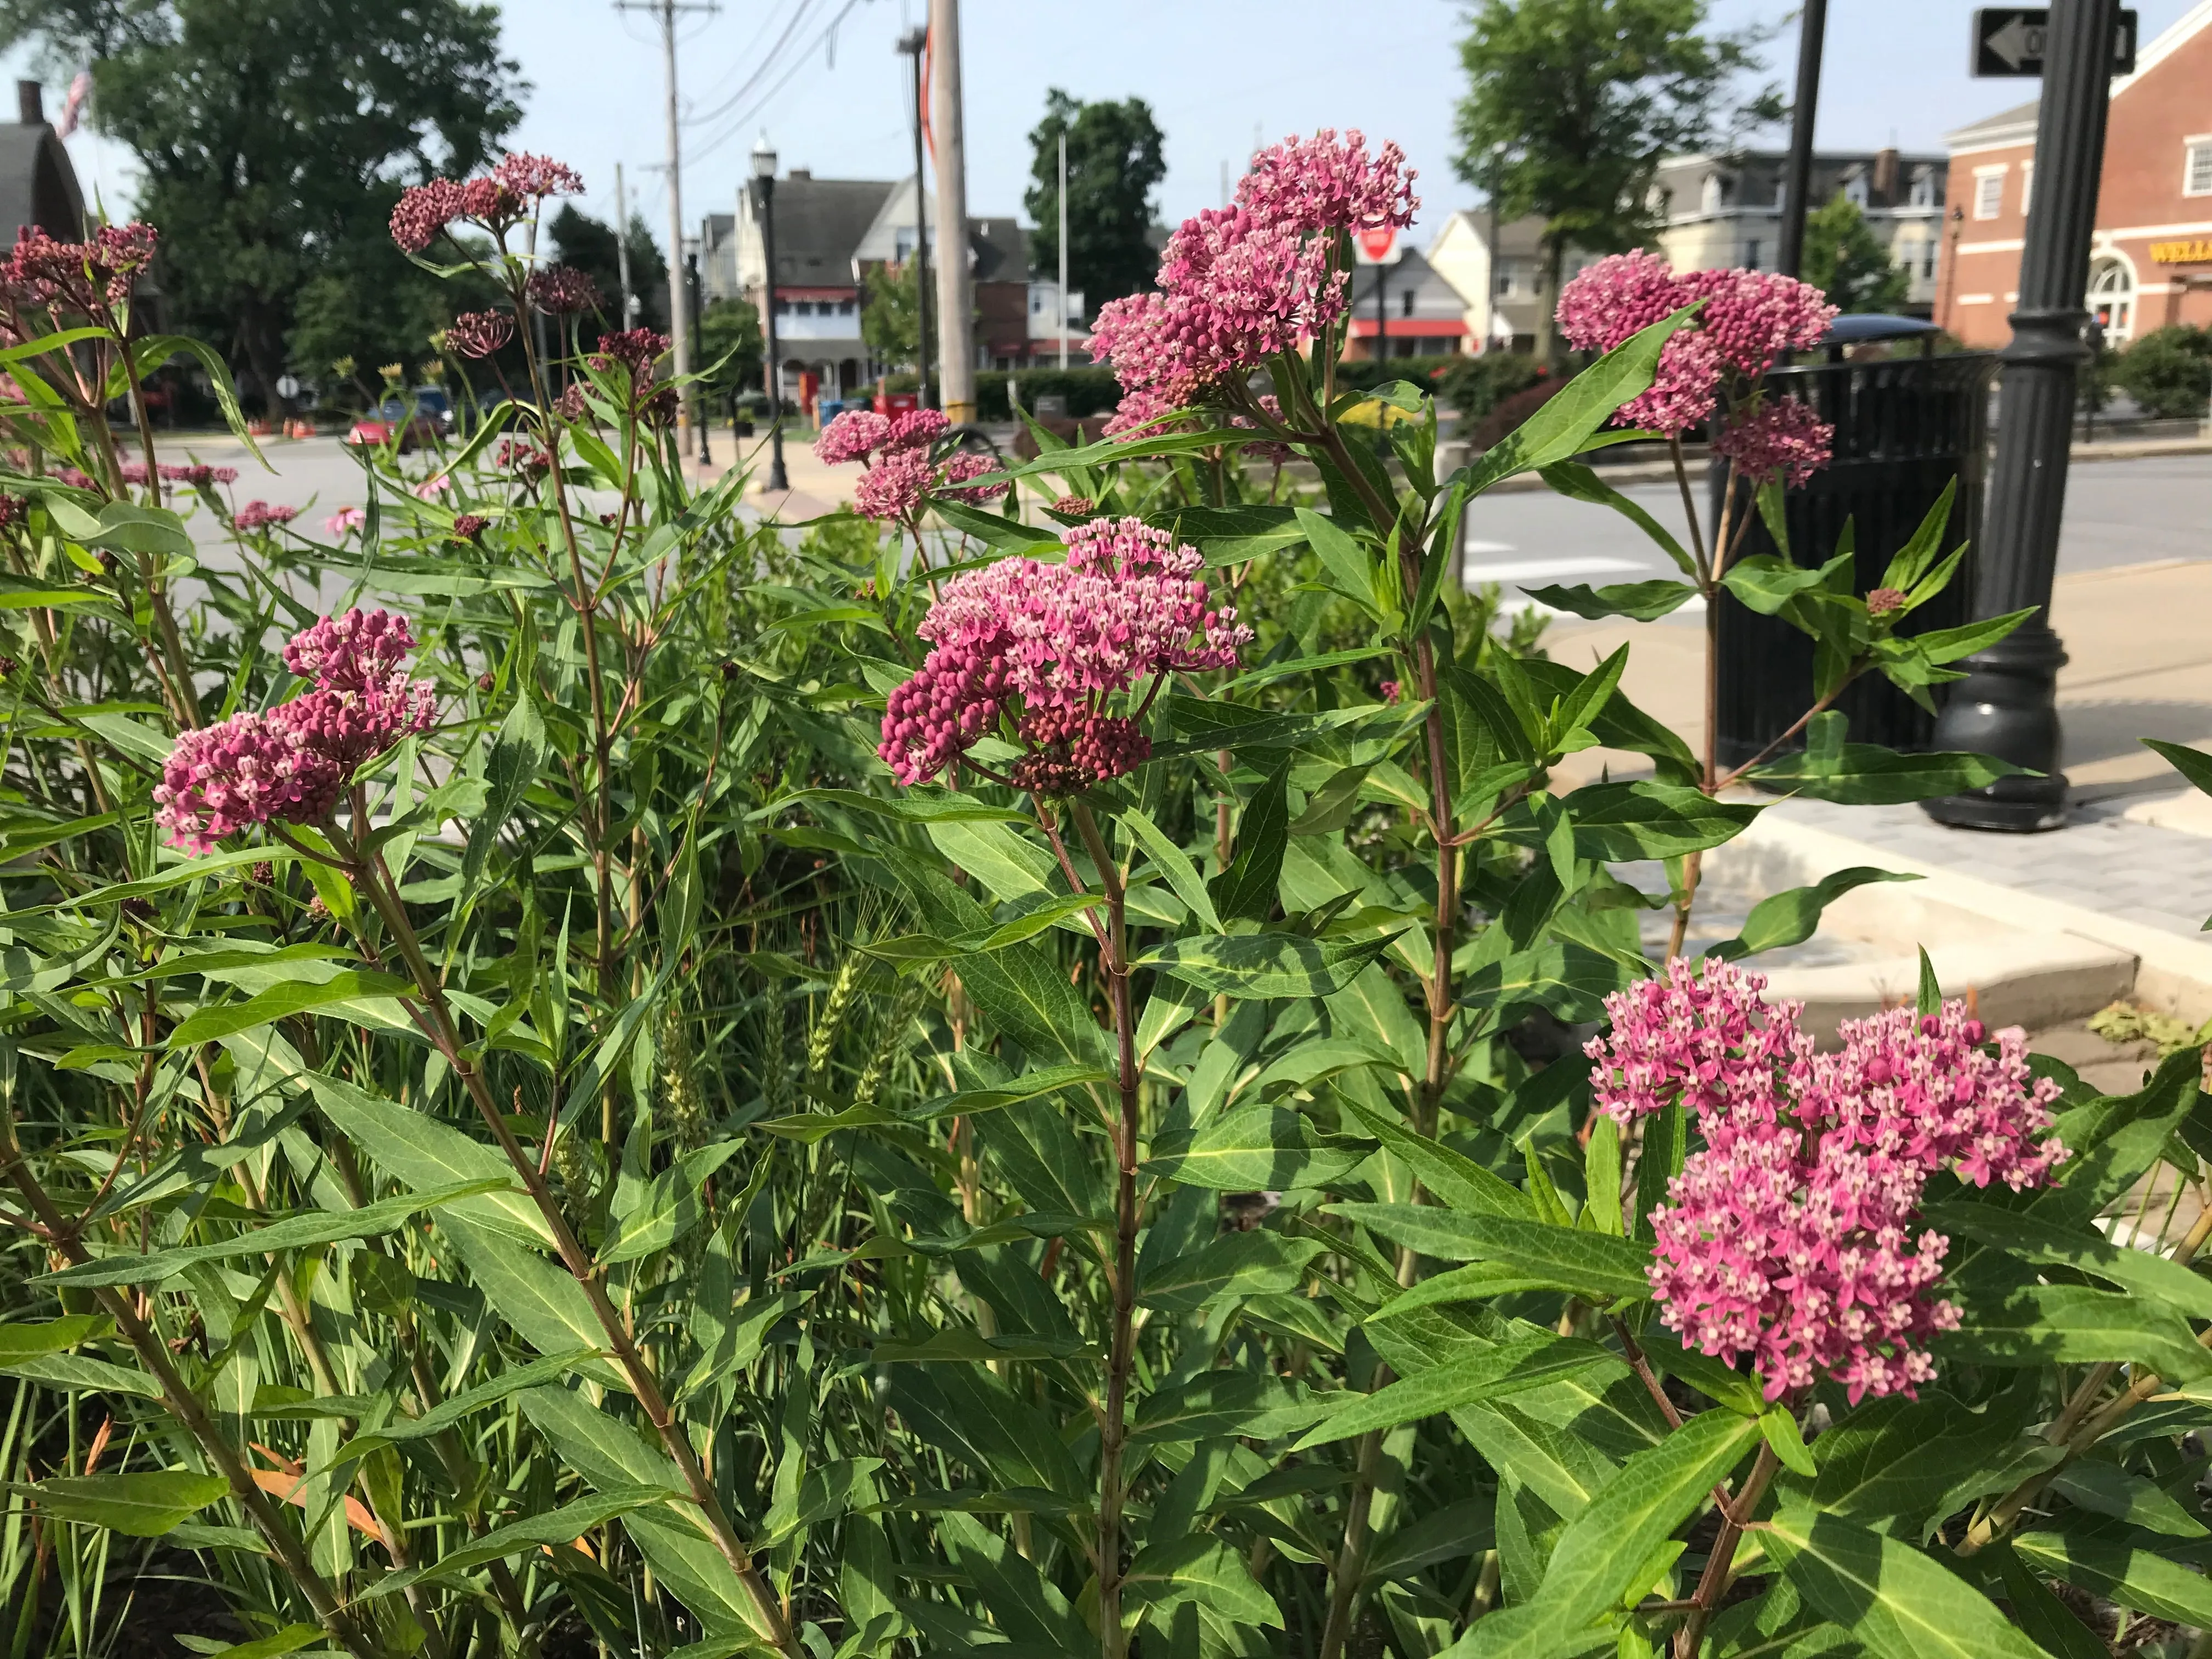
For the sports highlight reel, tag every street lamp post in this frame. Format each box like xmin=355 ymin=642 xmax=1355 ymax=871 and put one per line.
xmin=1925 ymin=0 xmax=2119 ymax=831
xmin=687 ymin=246 xmax=710 ymax=467
xmin=750 ymin=136 xmax=789 ymax=493
xmin=896 ymin=26 xmax=933 ymax=409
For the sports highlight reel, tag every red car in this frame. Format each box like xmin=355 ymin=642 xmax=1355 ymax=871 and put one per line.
xmin=345 ymin=391 xmax=448 ymax=453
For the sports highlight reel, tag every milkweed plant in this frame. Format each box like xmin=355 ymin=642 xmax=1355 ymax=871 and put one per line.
xmin=0 ymin=131 xmax=2204 ymax=1659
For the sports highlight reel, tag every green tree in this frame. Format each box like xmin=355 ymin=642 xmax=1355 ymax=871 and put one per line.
xmin=1452 ymin=0 xmax=1778 ymax=362
xmin=697 ymin=296 xmax=761 ymax=395
xmin=1801 ymin=191 xmax=1908 ymax=313
xmin=547 ymin=202 xmax=669 ymax=332
xmin=861 ymin=257 xmax=920 ymax=368
xmin=1024 ymin=88 xmax=1168 ymax=309
xmin=0 ymin=0 xmax=524 ymax=410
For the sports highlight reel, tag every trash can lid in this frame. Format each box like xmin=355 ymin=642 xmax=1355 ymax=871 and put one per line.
xmin=1822 ymin=313 xmax=1942 ymax=344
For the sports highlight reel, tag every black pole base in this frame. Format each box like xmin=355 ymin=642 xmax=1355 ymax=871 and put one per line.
xmin=1921 ymin=623 xmax=2070 ymax=832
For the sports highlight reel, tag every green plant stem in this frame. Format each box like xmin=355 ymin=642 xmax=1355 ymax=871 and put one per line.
xmin=0 ymin=1118 xmax=387 ymax=1659
xmin=1673 ymin=1441 xmax=1780 ymax=1659
xmin=325 ymin=819 xmax=804 ymax=1659
xmin=1069 ymin=800 xmax=1139 ymax=1659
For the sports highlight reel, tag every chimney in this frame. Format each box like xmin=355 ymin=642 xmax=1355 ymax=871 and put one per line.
xmin=16 ymin=81 xmax=42 ymax=127
xmin=1872 ymin=147 xmax=1901 ymax=206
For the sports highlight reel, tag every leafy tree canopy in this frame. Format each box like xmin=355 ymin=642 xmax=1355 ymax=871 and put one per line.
xmin=1452 ymin=0 xmax=1778 ymax=358
xmin=0 ymin=0 xmax=523 ymax=406
xmin=547 ymin=202 xmax=669 ymax=334
xmin=1024 ymin=88 xmax=1167 ymax=310
xmin=1801 ymin=192 xmax=1907 ymax=314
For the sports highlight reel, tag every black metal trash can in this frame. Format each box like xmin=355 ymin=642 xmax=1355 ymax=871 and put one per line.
xmin=1712 ymin=331 xmax=1999 ymax=772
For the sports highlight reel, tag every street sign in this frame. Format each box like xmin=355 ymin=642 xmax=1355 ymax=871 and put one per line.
xmin=1352 ymin=225 xmax=1403 ymax=266
xmin=1972 ymin=8 xmax=2136 ymax=76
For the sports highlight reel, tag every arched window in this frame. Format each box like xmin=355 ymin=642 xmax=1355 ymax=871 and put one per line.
xmin=2087 ymin=255 xmax=2136 ymax=343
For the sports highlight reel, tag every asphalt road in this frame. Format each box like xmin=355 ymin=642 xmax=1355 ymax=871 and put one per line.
xmin=1459 ymin=452 xmax=2211 ymax=624
xmin=164 ymin=433 xmax=2205 ymax=608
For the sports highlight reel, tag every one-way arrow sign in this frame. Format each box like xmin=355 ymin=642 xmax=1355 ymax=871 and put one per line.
xmin=1973 ymin=8 xmax=2138 ymax=76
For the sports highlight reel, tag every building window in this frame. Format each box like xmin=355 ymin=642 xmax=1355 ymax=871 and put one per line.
xmin=2187 ymin=139 xmax=2212 ymax=197
xmin=1973 ymin=167 xmax=2006 ymax=219
xmin=2019 ymin=162 xmax=2034 ymax=216
xmin=2087 ymin=255 xmax=2136 ymax=343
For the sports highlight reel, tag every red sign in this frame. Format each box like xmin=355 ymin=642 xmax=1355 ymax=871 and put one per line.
xmin=1353 ymin=225 xmax=1402 ymax=266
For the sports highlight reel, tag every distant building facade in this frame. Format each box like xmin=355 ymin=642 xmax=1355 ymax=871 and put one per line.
xmin=1935 ymin=2 xmax=2212 ymax=346
xmin=1648 ymin=148 xmax=1948 ymax=313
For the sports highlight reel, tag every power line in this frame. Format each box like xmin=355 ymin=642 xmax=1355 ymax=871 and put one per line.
xmin=680 ymin=0 xmax=821 ymax=129
xmin=688 ymin=0 xmax=865 ymax=166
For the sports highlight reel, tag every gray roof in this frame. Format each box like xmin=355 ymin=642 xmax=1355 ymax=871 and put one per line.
xmin=970 ymin=216 xmax=1026 ymax=284
xmin=769 ymin=173 xmax=895 ymax=285
xmin=1948 ymin=98 xmax=2040 ymax=146
xmin=0 ymin=120 xmax=83 ymax=246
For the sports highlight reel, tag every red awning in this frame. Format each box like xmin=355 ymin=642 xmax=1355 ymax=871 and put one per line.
xmin=1345 ymin=318 xmax=1466 ymax=338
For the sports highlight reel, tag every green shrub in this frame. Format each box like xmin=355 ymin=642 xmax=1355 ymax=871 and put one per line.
xmin=2115 ymin=323 xmax=2212 ymax=419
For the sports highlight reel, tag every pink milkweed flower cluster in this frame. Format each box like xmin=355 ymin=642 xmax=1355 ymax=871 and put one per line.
xmin=3 ymin=222 xmax=159 ymax=317
xmin=1712 ymin=396 xmax=1835 ymax=489
xmin=390 ymin=153 xmax=585 ymax=255
xmin=445 ymin=309 xmax=514 ymax=359
xmin=1090 ymin=129 xmax=1415 ymax=433
xmin=155 ymin=610 xmax=438 ymax=853
xmin=878 ymin=516 xmax=1251 ymax=792
xmin=233 ymin=501 xmax=298 ymax=532
xmin=1586 ymin=958 xmax=2066 ymax=1404
xmin=1555 ymin=252 xmax=1837 ymax=443
xmin=160 ymin=462 xmax=238 ymax=488
xmin=814 ymin=408 xmax=1006 ymax=522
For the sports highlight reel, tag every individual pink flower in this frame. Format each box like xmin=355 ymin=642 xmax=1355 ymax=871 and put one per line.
xmin=527 ymin=266 xmax=600 ymax=314
xmin=493 ymin=153 xmax=585 ymax=201
xmin=324 ymin=506 xmax=366 ymax=539
xmin=815 ymin=408 xmax=890 ymax=465
xmin=233 ymin=501 xmax=298 ymax=532
xmin=590 ymin=329 xmax=668 ymax=382
xmin=1677 ymin=268 xmax=1838 ymax=381
xmin=878 ymin=516 xmax=1250 ymax=789
xmin=1237 ymin=128 xmax=1418 ymax=236
xmin=851 ymin=443 xmax=933 ymax=522
xmin=1712 ymin=396 xmax=1835 ymax=489
xmin=155 ymin=712 xmax=346 ymax=854
xmin=938 ymin=452 xmax=1008 ymax=503
xmin=446 ymin=309 xmax=514 ymax=359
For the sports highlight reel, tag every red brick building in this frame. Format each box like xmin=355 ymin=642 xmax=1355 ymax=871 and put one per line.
xmin=1936 ymin=1 xmax=2212 ymax=346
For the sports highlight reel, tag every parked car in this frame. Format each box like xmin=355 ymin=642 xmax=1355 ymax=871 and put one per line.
xmin=345 ymin=388 xmax=448 ymax=452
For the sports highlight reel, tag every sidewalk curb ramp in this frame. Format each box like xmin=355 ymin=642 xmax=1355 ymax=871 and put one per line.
xmin=1706 ymin=811 xmax=2212 ymax=1039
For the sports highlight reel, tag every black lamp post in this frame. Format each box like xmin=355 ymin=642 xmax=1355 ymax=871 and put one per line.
xmin=896 ymin=25 xmax=933 ymax=409
xmin=1925 ymin=0 xmax=2118 ymax=831
xmin=750 ymin=134 xmax=788 ymax=493
xmin=686 ymin=246 xmax=710 ymax=467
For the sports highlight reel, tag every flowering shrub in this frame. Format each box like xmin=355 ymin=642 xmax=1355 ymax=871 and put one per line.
xmin=0 ymin=139 xmax=2193 ymax=1659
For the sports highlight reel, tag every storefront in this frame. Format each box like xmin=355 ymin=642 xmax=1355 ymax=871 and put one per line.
xmin=1935 ymin=3 xmax=2212 ymax=347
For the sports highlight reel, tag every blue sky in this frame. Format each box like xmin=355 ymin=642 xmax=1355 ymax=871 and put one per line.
xmin=13 ymin=0 xmax=2201 ymax=251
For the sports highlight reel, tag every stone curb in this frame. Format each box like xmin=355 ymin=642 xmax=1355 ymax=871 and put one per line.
xmin=1708 ymin=811 xmax=2212 ymax=1033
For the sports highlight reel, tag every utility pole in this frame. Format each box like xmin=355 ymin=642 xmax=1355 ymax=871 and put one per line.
xmin=1775 ymin=0 xmax=1827 ymax=278
xmin=1057 ymin=128 xmax=1069 ymax=371
xmin=1926 ymin=0 xmax=2120 ymax=831
xmin=929 ymin=0 xmax=975 ymax=422
xmin=896 ymin=27 xmax=932 ymax=408
xmin=616 ymin=0 xmax=715 ymax=442
xmin=614 ymin=162 xmax=635 ymax=324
